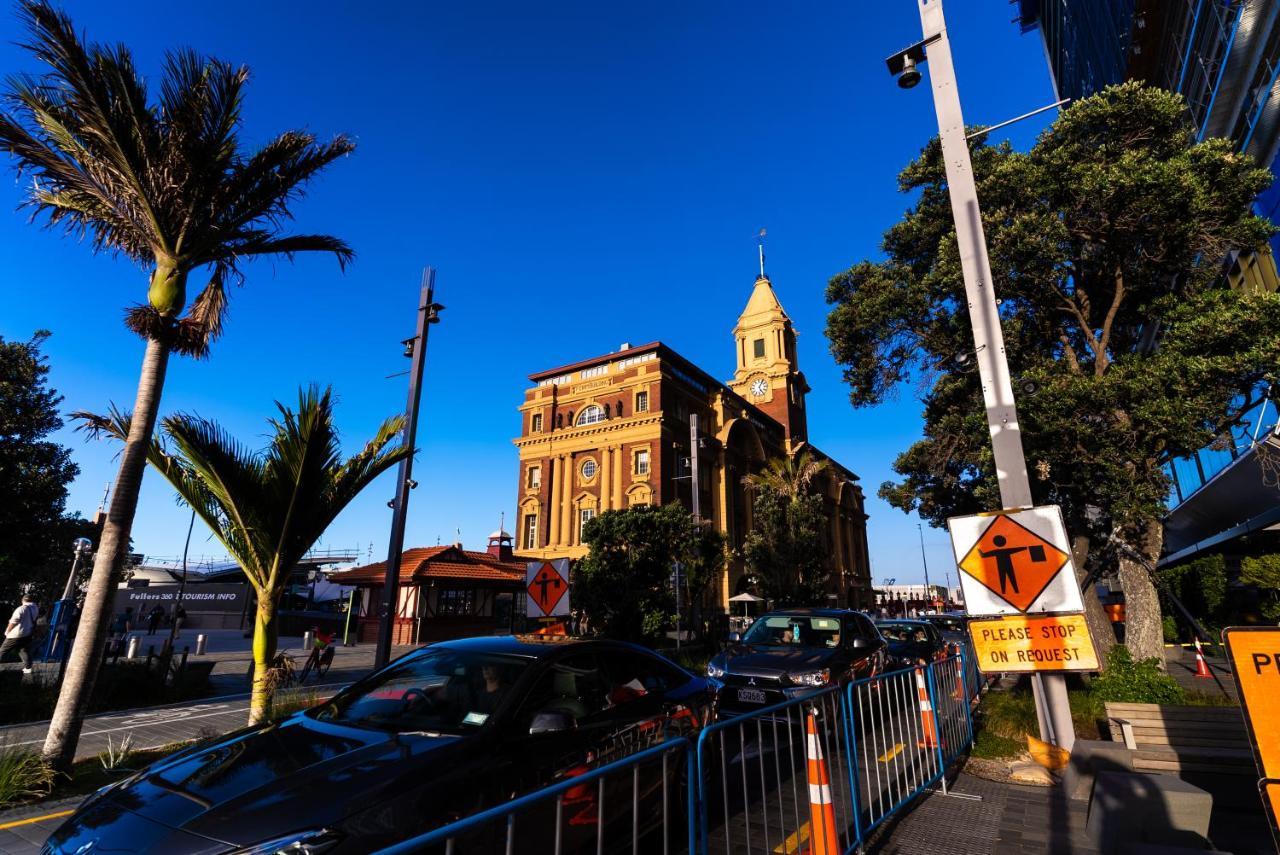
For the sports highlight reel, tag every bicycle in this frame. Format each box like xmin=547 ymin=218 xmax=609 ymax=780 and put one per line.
xmin=297 ymin=635 xmax=336 ymax=683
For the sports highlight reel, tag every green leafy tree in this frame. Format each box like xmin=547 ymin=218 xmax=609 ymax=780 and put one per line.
xmin=1161 ymin=553 xmax=1228 ymax=630
xmin=742 ymin=452 xmax=832 ymax=605
xmin=0 ymin=332 xmax=82 ymax=608
xmin=0 ymin=2 xmax=354 ymax=770
xmin=1241 ymin=553 xmax=1280 ymax=621
xmin=825 ymin=82 xmax=1280 ymax=663
xmin=79 ymin=386 xmax=408 ymax=725
xmin=574 ymin=504 xmax=725 ymax=643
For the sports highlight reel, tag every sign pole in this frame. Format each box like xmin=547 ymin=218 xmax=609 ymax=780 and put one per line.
xmin=376 ymin=269 xmax=443 ymax=669
xmin=912 ymin=0 xmax=1074 ymax=749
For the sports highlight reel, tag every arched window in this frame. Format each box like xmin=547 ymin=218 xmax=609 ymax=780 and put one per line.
xmin=576 ymin=405 xmax=605 ymax=426
xmin=556 ymin=413 xmax=563 ymax=428
xmin=603 ymin=403 xmax=611 ymax=419
xmin=617 ymin=399 xmax=625 ymax=416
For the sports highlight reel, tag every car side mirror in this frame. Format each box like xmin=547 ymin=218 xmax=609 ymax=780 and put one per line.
xmin=850 ymin=637 xmax=872 ymax=649
xmin=727 ymin=632 xmax=741 ymax=643
xmin=529 ymin=710 xmax=573 ymax=735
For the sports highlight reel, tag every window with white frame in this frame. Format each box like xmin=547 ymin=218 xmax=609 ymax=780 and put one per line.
xmin=531 ymin=412 xmax=543 ymax=432
xmin=579 ymin=507 xmax=596 ymax=539
xmin=576 ymin=405 xmax=605 ymax=426
xmin=523 ymin=514 xmax=538 ymax=549
xmin=634 ymin=449 xmax=650 ymax=475
xmin=581 ymin=458 xmax=597 ymax=479
xmin=527 ymin=465 xmax=541 ymax=489
xmin=635 ymin=390 xmax=648 ymax=412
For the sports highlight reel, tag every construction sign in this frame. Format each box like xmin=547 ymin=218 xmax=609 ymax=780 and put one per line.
xmin=947 ymin=506 xmax=1084 ymax=616
xmin=1224 ymin=627 xmax=1280 ymax=849
xmin=968 ymin=613 xmax=1099 ymax=673
xmin=526 ymin=559 xmax=570 ymax=618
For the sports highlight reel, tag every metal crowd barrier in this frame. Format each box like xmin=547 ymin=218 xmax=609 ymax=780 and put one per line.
xmin=376 ymin=653 xmax=978 ymax=855
xmin=374 ymin=738 xmax=695 ymax=855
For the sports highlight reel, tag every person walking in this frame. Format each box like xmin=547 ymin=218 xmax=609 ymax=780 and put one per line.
xmin=146 ymin=604 xmax=165 ymax=635
xmin=1 ymin=594 xmax=40 ymax=673
xmin=173 ymin=603 xmax=187 ymax=639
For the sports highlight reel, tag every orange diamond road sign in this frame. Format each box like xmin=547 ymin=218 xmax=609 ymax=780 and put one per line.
xmin=526 ymin=560 xmax=569 ymax=617
xmin=958 ymin=515 xmax=1069 ymax=612
xmin=948 ymin=505 xmax=1085 ymax=616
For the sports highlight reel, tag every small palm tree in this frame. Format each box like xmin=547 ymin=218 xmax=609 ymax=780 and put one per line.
xmin=742 ymin=450 xmax=831 ymax=499
xmin=80 ymin=386 xmax=409 ymax=725
xmin=0 ymin=2 xmax=354 ymax=768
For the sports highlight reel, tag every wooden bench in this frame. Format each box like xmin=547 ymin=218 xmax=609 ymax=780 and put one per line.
xmin=1104 ymin=701 xmax=1254 ymax=777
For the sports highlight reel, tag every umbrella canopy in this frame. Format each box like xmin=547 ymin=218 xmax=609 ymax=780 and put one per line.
xmin=727 ymin=593 xmax=764 ymax=602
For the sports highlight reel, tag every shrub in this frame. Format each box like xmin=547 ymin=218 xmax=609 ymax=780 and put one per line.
xmin=0 ymin=744 xmax=54 ymax=807
xmin=98 ymin=734 xmax=135 ymax=772
xmin=1091 ymin=645 xmax=1185 ymax=705
xmin=978 ymin=689 xmax=1039 ymax=740
xmin=971 ymin=729 xmax=1022 ymax=759
xmin=1162 ymin=615 xmax=1179 ymax=643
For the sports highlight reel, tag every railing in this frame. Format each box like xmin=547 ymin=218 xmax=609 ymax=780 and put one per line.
xmin=374 ymin=738 xmax=695 ymax=855
xmin=376 ymin=653 xmax=981 ymax=854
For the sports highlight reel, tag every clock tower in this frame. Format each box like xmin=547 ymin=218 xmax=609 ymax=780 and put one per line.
xmin=728 ymin=272 xmax=809 ymax=446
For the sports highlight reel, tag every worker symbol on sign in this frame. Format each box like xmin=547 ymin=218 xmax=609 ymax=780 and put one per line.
xmin=959 ymin=515 xmax=1069 ymax=612
xmin=528 ymin=562 xmax=568 ymax=615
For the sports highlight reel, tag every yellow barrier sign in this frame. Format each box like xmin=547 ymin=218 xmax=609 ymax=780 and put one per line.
xmin=967 ymin=613 xmax=1098 ymax=673
xmin=1223 ymin=627 xmax=1280 ymax=850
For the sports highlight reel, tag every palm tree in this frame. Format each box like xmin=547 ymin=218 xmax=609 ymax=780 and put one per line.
xmin=0 ymin=2 xmax=354 ymax=768
xmin=79 ymin=386 xmax=409 ymax=725
xmin=742 ymin=450 xmax=831 ymax=499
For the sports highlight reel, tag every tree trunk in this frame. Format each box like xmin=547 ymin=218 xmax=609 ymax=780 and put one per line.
xmin=248 ymin=597 xmax=279 ymax=726
xmin=1071 ymin=535 xmax=1116 ymax=668
xmin=1116 ymin=520 xmax=1165 ymax=665
xmin=43 ymin=337 xmax=171 ymax=772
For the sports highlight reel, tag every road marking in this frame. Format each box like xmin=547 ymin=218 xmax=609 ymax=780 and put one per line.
xmin=774 ymin=820 xmax=810 ymax=853
xmin=0 ymin=809 xmax=75 ymax=830
xmin=878 ymin=743 xmax=905 ymax=763
xmin=1 ymin=707 xmax=249 ymax=749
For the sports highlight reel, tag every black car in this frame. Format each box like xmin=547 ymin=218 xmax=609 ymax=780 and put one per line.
xmin=45 ymin=636 xmax=713 ymax=855
xmin=875 ymin=619 xmax=947 ymax=668
xmin=707 ymin=608 xmax=888 ymax=716
xmin=920 ymin=613 xmax=968 ymax=645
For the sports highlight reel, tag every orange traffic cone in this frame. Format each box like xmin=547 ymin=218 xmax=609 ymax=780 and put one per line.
xmin=915 ymin=667 xmax=940 ymax=749
xmin=804 ymin=708 xmax=841 ymax=855
xmin=952 ymin=653 xmax=966 ymax=702
xmin=1193 ymin=637 xmax=1212 ymax=679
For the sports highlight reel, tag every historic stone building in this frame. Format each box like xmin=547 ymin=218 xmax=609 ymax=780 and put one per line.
xmin=512 ymin=272 xmax=873 ymax=610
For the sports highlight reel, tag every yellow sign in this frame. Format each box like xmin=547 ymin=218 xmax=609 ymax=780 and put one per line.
xmin=967 ymin=613 xmax=1098 ymax=673
xmin=1223 ymin=627 xmax=1280 ymax=850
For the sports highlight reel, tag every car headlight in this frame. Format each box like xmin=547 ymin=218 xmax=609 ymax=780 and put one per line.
xmin=707 ymin=662 xmax=726 ymax=679
xmin=789 ymin=669 xmax=831 ymax=687
xmin=232 ymin=830 xmax=342 ymax=855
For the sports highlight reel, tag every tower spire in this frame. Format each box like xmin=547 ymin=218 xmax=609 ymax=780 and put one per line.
xmin=757 ymin=228 xmax=767 ymax=278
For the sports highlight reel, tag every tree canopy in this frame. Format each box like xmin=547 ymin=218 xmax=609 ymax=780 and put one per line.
xmin=0 ymin=332 xmax=83 ymax=607
xmin=742 ymin=452 xmax=831 ymax=604
xmin=825 ymin=83 xmax=1280 ymax=660
xmin=573 ymin=504 xmax=724 ymax=643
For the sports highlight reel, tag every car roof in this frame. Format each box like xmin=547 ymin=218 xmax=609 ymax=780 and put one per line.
xmin=875 ymin=619 xmax=934 ymax=627
xmin=761 ymin=608 xmax=865 ymax=618
xmin=416 ymin=634 xmax=664 ymax=660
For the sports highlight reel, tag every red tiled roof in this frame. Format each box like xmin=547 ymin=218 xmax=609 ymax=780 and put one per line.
xmin=335 ymin=545 xmax=528 ymax=586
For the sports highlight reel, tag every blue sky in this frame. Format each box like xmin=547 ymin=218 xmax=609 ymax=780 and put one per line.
xmin=0 ymin=1 xmax=1057 ymax=584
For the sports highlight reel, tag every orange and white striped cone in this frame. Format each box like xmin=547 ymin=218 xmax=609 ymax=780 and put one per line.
xmin=804 ymin=708 xmax=841 ymax=855
xmin=915 ymin=667 xmax=940 ymax=749
xmin=1193 ymin=637 xmax=1212 ymax=679
xmin=952 ymin=652 xmax=966 ymax=702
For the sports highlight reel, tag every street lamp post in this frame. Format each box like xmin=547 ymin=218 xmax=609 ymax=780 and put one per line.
xmin=885 ymin=0 xmax=1075 ymax=750
xmin=43 ymin=537 xmax=93 ymax=662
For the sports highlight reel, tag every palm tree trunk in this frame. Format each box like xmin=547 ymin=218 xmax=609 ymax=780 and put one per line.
xmin=42 ymin=336 xmax=171 ymax=771
xmin=248 ymin=597 xmax=279 ymax=726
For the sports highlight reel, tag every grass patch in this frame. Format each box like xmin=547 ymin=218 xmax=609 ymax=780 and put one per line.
xmin=0 ymin=744 xmax=55 ymax=808
xmin=1183 ymin=689 xmax=1238 ymax=707
xmin=0 ymin=739 xmax=202 ymax=810
xmin=971 ymin=729 xmax=1023 ymax=759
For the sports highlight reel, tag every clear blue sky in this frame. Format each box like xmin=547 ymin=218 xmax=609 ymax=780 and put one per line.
xmin=0 ymin=0 xmax=1057 ymax=584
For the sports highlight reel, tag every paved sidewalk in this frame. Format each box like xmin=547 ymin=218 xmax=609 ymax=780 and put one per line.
xmin=1164 ymin=643 xmax=1239 ymax=701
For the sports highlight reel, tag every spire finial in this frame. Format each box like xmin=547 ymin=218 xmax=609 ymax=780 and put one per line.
xmin=757 ymin=228 xmax=767 ymax=278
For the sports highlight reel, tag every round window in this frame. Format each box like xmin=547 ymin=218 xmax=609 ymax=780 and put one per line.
xmin=581 ymin=459 xmax=597 ymax=479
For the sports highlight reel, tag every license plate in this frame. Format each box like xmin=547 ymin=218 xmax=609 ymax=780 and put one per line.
xmin=737 ymin=688 xmax=767 ymax=704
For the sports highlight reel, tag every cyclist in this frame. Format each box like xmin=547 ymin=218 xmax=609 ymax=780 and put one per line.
xmin=300 ymin=627 xmax=337 ymax=682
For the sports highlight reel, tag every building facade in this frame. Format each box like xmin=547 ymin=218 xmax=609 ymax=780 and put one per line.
xmin=513 ymin=273 xmax=873 ymax=610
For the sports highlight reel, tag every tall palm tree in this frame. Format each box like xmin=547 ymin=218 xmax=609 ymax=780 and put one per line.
xmin=0 ymin=2 xmax=354 ymax=769
xmin=742 ymin=450 xmax=831 ymax=500
xmin=80 ymin=386 xmax=409 ymax=725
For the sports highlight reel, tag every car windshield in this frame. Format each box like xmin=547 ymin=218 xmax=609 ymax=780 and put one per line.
xmin=311 ymin=649 xmax=531 ymax=734
xmin=742 ymin=615 xmax=843 ymax=648
xmin=926 ymin=617 xmax=965 ymax=633
xmin=877 ymin=624 xmax=930 ymax=644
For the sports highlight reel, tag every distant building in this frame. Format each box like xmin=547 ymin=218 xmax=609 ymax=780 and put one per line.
xmin=513 ymin=271 xmax=873 ymax=609
xmin=338 ymin=531 xmax=528 ymax=644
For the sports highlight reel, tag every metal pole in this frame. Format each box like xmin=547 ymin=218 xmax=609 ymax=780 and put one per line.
xmin=917 ymin=523 xmax=931 ymax=605
xmin=44 ymin=540 xmax=91 ymax=661
xmin=376 ymin=268 xmax=442 ymax=669
xmin=689 ymin=414 xmax=701 ymax=521
xmin=910 ymin=0 xmax=1074 ymax=749
xmin=165 ymin=508 xmax=196 ymax=653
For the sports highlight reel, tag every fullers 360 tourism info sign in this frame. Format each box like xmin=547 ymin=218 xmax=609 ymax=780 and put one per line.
xmin=948 ymin=505 xmax=1097 ymax=674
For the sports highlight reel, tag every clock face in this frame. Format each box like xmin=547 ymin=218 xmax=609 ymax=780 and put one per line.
xmin=750 ymin=378 xmax=768 ymax=399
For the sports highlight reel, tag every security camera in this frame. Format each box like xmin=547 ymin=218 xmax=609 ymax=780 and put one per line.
xmin=1018 ymin=377 xmax=1041 ymax=397
xmin=897 ymin=55 xmax=922 ymax=89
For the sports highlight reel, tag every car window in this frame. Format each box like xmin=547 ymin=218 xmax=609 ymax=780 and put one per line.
xmin=743 ymin=615 xmax=843 ymax=648
xmin=313 ymin=649 xmax=529 ymax=733
xmin=517 ymin=653 xmax=609 ymax=729
xmin=601 ymin=650 xmax=683 ymax=702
